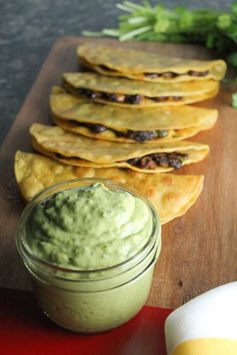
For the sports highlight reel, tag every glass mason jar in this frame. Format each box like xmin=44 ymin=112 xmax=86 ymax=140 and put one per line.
xmin=16 ymin=178 xmax=161 ymax=333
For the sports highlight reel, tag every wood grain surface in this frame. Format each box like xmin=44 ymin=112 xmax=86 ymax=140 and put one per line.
xmin=0 ymin=37 xmax=236 ymax=309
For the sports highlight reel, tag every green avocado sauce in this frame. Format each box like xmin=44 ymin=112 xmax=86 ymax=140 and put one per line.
xmin=26 ymin=183 xmax=152 ymax=269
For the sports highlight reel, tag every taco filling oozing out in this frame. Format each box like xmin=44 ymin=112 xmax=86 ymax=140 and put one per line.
xmin=126 ymin=152 xmax=188 ymax=169
xmin=65 ymin=86 xmax=183 ymax=105
xmin=67 ymin=120 xmax=169 ymax=142
xmin=53 ymin=151 xmax=188 ymax=170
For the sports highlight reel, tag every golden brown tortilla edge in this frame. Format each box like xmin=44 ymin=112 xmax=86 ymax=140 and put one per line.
xmin=160 ymin=175 xmax=204 ymax=224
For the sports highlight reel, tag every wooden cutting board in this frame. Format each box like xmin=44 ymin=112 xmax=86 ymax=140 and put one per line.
xmin=0 ymin=37 xmax=236 ymax=309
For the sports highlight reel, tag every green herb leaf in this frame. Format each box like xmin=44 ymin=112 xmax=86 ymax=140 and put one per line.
xmin=154 ymin=18 xmax=171 ymax=33
xmin=232 ymin=92 xmax=237 ymax=108
xmin=231 ymin=1 xmax=237 ymax=17
xmin=156 ymin=130 xmax=169 ymax=138
xmin=228 ymin=52 xmax=237 ymax=67
xmin=179 ymin=11 xmax=193 ymax=30
xmin=206 ymin=33 xmax=216 ymax=48
xmin=217 ymin=14 xmax=232 ymax=29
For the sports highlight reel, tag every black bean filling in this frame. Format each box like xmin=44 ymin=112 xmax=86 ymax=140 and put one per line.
xmin=145 ymin=72 xmax=179 ymax=79
xmin=116 ymin=130 xmax=169 ymax=142
xmin=151 ymin=96 xmax=182 ymax=103
xmin=144 ymin=70 xmax=209 ymax=79
xmin=65 ymin=86 xmax=183 ymax=105
xmin=77 ymin=122 xmax=107 ymax=133
xmin=188 ymin=70 xmax=209 ymax=77
xmin=97 ymin=66 xmax=209 ymax=79
xmin=54 ymin=152 xmax=187 ymax=170
xmin=70 ymin=121 xmax=169 ymax=142
xmin=127 ymin=152 xmax=188 ymax=170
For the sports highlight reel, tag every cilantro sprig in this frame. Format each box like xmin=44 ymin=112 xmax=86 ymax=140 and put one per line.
xmin=84 ymin=1 xmax=237 ymax=107
xmin=232 ymin=92 xmax=237 ymax=107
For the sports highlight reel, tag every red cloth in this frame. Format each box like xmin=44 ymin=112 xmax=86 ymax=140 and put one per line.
xmin=0 ymin=288 xmax=172 ymax=355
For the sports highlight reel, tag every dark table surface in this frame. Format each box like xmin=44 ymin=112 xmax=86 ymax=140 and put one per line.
xmin=1 ymin=0 xmax=232 ymax=145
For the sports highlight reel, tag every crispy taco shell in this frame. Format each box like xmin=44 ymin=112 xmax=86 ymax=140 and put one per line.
xmin=77 ymin=43 xmax=226 ymax=82
xmin=51 ymin=87 xmax=217 ymax=143
xmin=30 ymin=124 xmax=209 ymax=173
xmin=62 ymin=72 xmax=219 ymax=107
xmin=15 ymin=151 xmax=204 ymax=224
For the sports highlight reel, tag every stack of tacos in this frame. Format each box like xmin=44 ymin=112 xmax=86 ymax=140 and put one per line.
xmin=15 ymin=43 xmax=226 ymax=223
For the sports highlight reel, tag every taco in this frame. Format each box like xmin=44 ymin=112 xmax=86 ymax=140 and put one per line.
xmin=14 ymin=151 xmax=204 ymax=224
xmin=62 ymin=72 xmax=219 ymax=107
xmin=30 ymin=124 xmax=209 ymax=173
xmin=51 ymin=87 xmax=217 ymax=143
xmin=77 ymin=43 xmax=226 ymax=82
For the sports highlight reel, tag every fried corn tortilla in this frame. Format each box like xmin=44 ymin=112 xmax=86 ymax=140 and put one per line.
xmin=62 ymin=72 xmax=219 ymax=107
xmin=15 ymin=151 xmax=204 ymax=224
xmin=77 ymin=43 xmax=226 ymax=82
xmin=51 ymin=87 xmax=218 ymax=143
xmin=30 ymin=124 xmax=209 ymax=173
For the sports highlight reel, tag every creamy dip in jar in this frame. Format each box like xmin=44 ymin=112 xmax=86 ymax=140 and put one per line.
xmin=17 ymin=178 xmax=161 ymax=333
